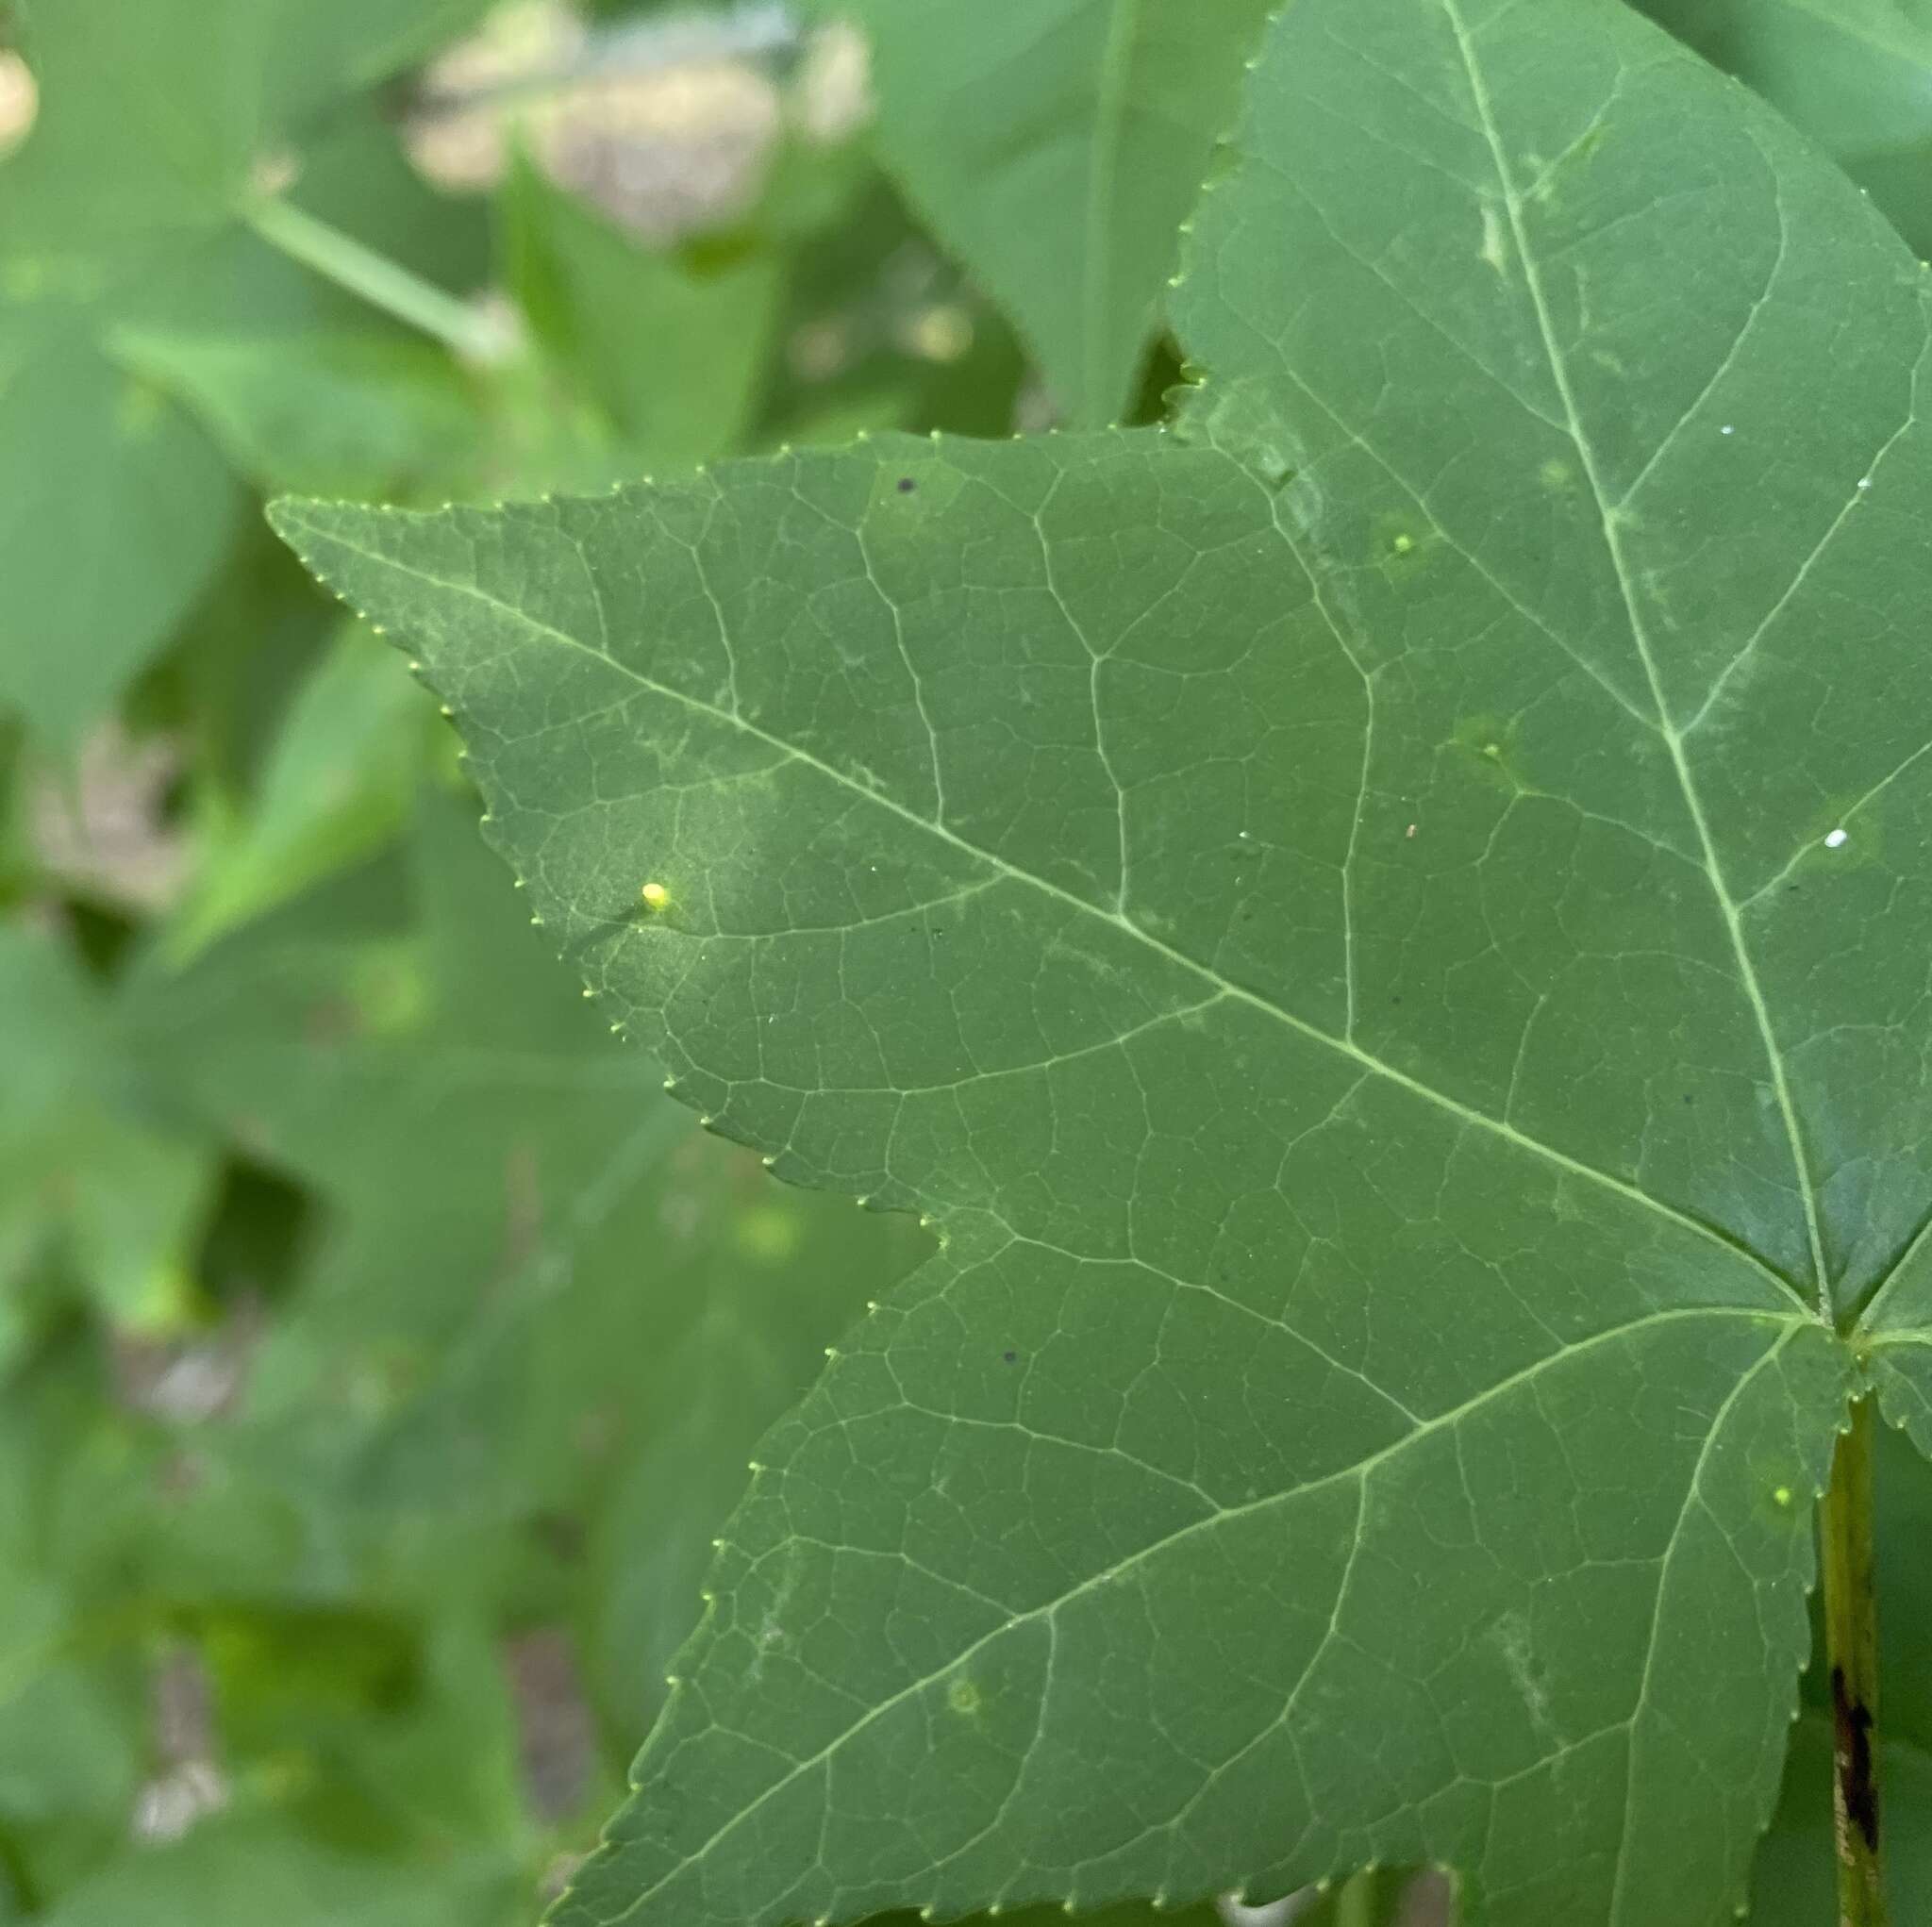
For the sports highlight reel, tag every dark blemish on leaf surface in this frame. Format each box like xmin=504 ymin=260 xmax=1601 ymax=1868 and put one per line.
xmin=1002 ymin=1350 xmax=1018 ymax=1365
xmin=1832 ymin=1663 xmax=1880 ymax=1853
xmin=897 ymin=477 xmax=916 ymax=493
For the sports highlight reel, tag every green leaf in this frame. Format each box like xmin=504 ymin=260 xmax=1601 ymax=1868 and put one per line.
xmin=125 ymin=792 xmax=679 ymax=1423
xmin=834 ymin=0 xmax=1270 ymax=424
xmin=200 ymin=1611 xmax=533 ymax=1859
xmin=1636 ymin=0 xmax=1932 ymax=257
xmin=884 ymin=1902 xmax=1223 ymax=1927
xmin=0 ymin=343 xmax=242 ymax=741
xmin=2 ymin=0 xmax=489 ymax=255
xmin=749 ymin=151 xmax=1030 ymax=448
xmin=292 ymin=99 xmax=492 ymax=302
xmin=38 ymin=1817 xmax=523 ymax=1927
xmin=125 ymin=792 xmax=924 ymax=1619
xmin=164 ymin=623 xmax=439 ymax=959
xmin=0 ymin=0 xmax=488 ymax=739
xmin=0 ymin=1334 xmax=156 ymax=1901
xmin=0 ymin=922 xmax=213 ymax=1334
xmin=115 ymin=327 xmax=479 ymax=500
xmin=502 ymin=156 xmax=783 ymax=472
xmin=271 ymin=0 xmax=1932 ymax=1919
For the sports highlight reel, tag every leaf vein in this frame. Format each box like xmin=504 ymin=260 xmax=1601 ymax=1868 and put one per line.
xmin=288 ymin=512 xmax=1803 ymax=1300
xmin=589 ymin=1304 xmax=1802 ymax=1927
xmin=1438 ymin=0 xmax=1829 ymax=1309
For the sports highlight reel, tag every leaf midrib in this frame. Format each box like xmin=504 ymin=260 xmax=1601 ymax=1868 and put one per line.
xmin=280 ymin=509 xmax=1800 ymax=1307
xmin=587 ymin=1303 xmax=1807 ymax=1926
xmin=1438 ymin=0 xmax=1832 ymax=1315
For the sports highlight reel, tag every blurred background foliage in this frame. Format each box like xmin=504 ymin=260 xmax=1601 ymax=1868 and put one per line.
xmin=1 ymin=1 xmax=1930 ymax=1923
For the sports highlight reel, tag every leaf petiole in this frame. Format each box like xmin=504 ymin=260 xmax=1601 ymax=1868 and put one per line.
xmin=1821 ymin=1396 xmax=1887 ymax=1926
xmin=244 ymin=194 xmax=514 ymax=365
xmin=1332 ymin=1869 xmax=1376 ymax=1927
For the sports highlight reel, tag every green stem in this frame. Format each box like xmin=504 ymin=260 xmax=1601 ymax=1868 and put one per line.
xmin=1821 ymin=1396 xmax=1887 ymax=1927
xmin=1332 ymin=1869 xmax=1376 ymax=1927
xmin=244 ymin=195 xmax=508 ymax=363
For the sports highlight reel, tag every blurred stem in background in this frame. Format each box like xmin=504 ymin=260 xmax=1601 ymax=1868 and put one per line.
xmin=247 ymin=197 xmax=514 ymax=364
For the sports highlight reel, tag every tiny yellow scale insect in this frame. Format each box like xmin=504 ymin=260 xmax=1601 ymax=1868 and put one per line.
xmin=640 ymin=881 xmax=670 ymax=910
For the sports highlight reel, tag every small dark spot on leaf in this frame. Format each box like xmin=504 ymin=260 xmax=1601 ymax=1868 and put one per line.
xmin=1683 ymin=1094 xmax=1693 ymax=1106
xmin=1002 ymin=1350 xmax=1018 ymax=1365
xmin=1391 ymin=995 xmax=1403 ymax=1005
xmin=897 ymin=476 xmax=916 ymax=494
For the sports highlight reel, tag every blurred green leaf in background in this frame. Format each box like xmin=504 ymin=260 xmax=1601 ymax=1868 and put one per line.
xmin=1637 ymin=0 xmax=1932 ymax=256
xmin=0 ymin=2 xmax=965 ymax=1919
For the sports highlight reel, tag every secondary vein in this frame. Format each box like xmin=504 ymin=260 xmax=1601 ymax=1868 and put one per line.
xmin=590 ymin=1304 xmax=1805 ymax=1925
xmin=280 ymin=511 xmax=1802 ymax=1308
